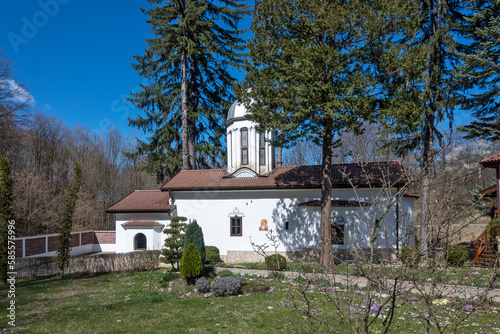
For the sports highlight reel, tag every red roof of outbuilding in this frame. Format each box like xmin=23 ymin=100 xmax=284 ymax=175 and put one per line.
xmin=480 ymin=152 xmax=500 ymax=167
xmin=161 ymin=162 xmax=407 ymax=191
xmin=106 ymin=190 xmax=173 ymax=213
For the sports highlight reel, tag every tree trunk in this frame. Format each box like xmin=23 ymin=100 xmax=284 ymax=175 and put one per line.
xmin=319 ymin=120 xmax=333 ymax=268
xmin=188 ymin=58 xmax=199 ymax=170
xmin=181 ymin=51 xmax=189 ymax=170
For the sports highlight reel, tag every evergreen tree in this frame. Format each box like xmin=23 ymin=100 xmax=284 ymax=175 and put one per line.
xmin=128 ymin=0 xmax=249 ymax=182
xmin=161 ymin=216 xmax=188 ymax=270
xmin=0 ymin=156 xmax=13 ymax=284
xmin=183 ymin=219 xmax=205 ymax=265
xmin=239 ymin=0 xmax=414 ymax=267
xmin=56 ymin=162 xmax=82 ymax=276
xmin=375 ymin=0 xmax=468 ymax=257
xmin=456 ymin=0 xmax=500 ymax=141
xmin=180 ymin=242 xmax=203 ymax=284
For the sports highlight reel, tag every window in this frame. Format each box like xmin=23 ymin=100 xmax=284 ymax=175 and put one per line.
xmin=134 ymin=233 xmax=147 ymax=250
xmin=285 ymin=221 xmax=289 ymax=230
xmin=241 ymin=128 xmax=248 ymax=165
xmin=331 ymin=223 xmax=344 ymax=245
xmin=230 ymin=216 xmax=242 ymax=236
xmin=259 ymin=132 xmax=265 ymax=165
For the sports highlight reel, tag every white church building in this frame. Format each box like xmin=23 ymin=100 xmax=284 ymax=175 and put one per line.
xmin=106 ymin=101 xmax=416 ymax=263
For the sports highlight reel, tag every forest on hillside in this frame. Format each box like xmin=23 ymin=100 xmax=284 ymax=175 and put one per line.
xmin=1 ymin=53 xmax=157 ymax=235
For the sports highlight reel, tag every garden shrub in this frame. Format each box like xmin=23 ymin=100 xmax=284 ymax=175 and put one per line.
xmin=161 ymin=216 xmax=187 ymax=271
xmin=160 ymin=271 xmax=180 ymax=282
xmin=195 ymin=277 xmax=211 ymax=293
xmin=184 ymin=220 xmax=206 ymax=264
xmin=205 ymin=246 xmax=221 ymax=264
xmin=265 ymin=254 xmax=287 ymax=271
xmin=400 ymin=246 xmax=420 ymax=267
xmin=487 ymin=218 xmax=500 ymax=240
xmin=202 ymin=265 xmax=217 ymax=279
xmin=211 ymin=276 xmax=246 ymax=296
xmin=446 ymin=245 xmax=468 ymax=267
xmin=180 ymin=243 xmax=203 ymax=284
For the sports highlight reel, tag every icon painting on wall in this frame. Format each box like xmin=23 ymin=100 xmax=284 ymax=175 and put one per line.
xmin=259 ymin=219 xmax=268 ymax=231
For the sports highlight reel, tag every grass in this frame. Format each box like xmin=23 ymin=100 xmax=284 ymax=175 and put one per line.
xmin=218 ymin=261 xmax=499 ymax=286
xmin=1 ymin=270 xmax=499 ymax=333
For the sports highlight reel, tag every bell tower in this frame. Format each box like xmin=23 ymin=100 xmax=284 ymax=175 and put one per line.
xmin=226 ymin=100 xmax=275 ymax=175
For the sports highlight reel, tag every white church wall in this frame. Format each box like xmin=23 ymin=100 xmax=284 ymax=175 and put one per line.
xmin=115 ymin=213 xmax=170 ymax=253
xmin=172 ymin=187 xmax=413 ymax=258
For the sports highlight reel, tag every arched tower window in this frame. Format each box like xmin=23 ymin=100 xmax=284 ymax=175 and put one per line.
xmin=241 ymin=128 xmax=248 ymax=165
xmin=134 ymin=233 xmax=147 ymax=250
xmin=259 ymin=132 xmax=265 ymax=165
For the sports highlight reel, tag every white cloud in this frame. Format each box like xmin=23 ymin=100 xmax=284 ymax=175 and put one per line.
xmin=0 ymin=79 xmax=35 ymax=104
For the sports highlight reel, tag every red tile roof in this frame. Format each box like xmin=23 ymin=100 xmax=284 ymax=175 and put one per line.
xmin=121 ymin=221 xmax=164 ymax=227
xmin=106 ymin=190 xmax=173 ymax=213
xmin=480 ymin=152 xmax=500 ymax=167
xmin=161 ymin=162 xmax=407 ymax=191
xmin=298 ymin=200 xmax=371 ymax=207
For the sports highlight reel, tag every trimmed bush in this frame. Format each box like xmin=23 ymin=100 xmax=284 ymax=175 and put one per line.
xmin=205 ymin=246 xmax=221 ymax=264
xmin=180 ymin=243 xmax=203 ymax=284
xmin=211 ymin=276 xmax=246 ymax=296
xmin=400 ymin=246 xmax=420 ymax=267
xmin=161 ymin=216 xmax=187 ymax=271
xmin=446 ymin=245 xmax=468 ymax=267
xmin=184 ymin=220 xmax=206 ymax=265
xmin=265 ymin=254 xmax=287 ymax=271
xmin=195 ymin=277 xmax=211 ymax=293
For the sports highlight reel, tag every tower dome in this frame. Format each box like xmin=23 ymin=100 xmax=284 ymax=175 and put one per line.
xmin=226 ymin=100 xmax=275 ymax=175
xmin=226 ymin=100 xmax=249 ymax=124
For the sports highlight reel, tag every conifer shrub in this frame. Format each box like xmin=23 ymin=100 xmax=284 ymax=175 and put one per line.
xmin=205 ymin=246 xmax=221 ymax=264
xmin=400 ymin=246 xmax=420 ymax=267
xmin=195 ymin=277 xmax=211 ymax=293
xmin=211 ymin=276 xmax=246 ymax=296
xmin=265 ymin=254 xmax=287 ymax=271
xmin=446 ymin=245 xmax=468 ymax=267
xmin=184 ymin=220 xmax=206 ymax=264
xmin=160 ymin=271 xmax=180 ymax=283
xmin=180 ymin=243 xmax=203 ymax=284
xmin=161 ymin=216 xmax=188 ymax=270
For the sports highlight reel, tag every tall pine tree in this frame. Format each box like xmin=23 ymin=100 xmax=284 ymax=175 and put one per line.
xmin=239 ymin=0 xmax=415 ymax=267
xmin=128 ymin=0 xmax=249 ymax=182
xmin=456 ymin=0 xmax=500 ymax=141
xmin=376 ymin=0 xmax=468 ymax=257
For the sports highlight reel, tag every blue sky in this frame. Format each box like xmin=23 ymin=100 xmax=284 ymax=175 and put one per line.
xmin=0 ymin=0 xmax=472 ymax=142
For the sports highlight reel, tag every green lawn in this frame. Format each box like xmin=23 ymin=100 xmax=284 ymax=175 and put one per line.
xmin=221 ymin=262 xmax=500 ymax=287
xmin=0 ymin=270 xmax=499 ymax=333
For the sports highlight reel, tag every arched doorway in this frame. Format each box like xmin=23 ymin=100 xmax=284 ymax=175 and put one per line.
xmin=134 ymin=233 xmax=147 ymax=250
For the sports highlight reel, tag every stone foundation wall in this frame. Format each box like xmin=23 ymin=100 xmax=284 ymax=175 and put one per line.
xmin=221 ymin=248 xmax=400 ymax=264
